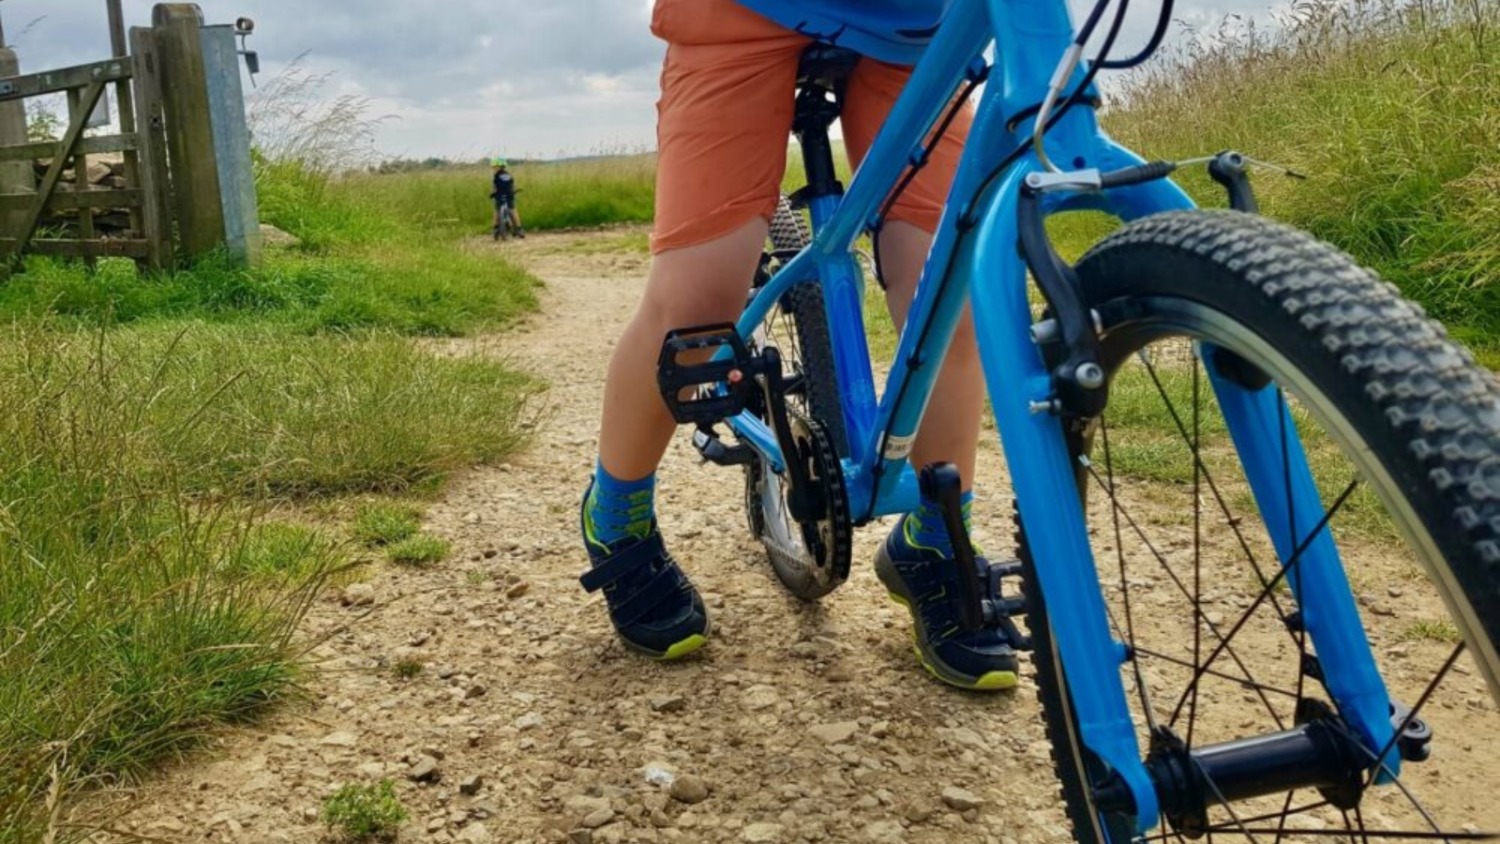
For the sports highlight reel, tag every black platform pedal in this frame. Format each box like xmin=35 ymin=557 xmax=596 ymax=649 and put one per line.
xmin=657 ymin=324 xmax=760 ymax=427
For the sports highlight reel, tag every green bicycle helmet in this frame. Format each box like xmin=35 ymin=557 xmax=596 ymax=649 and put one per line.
xmin=491 ymin=157 xmax=508 ymax=168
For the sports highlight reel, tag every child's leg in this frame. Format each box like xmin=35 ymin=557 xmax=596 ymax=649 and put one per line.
xmin=595 ymin=0 xmax=807 ymax=484
xmin=597 ymin=221 xmax=770 ymax=481
xmin=843 ymin=60 xmax=982 ymax=492
xmin=844 ymin=59 xmax=1020 ymax=692
xmin=582 ymin=0 xmax=808 ymax=659
xmin=874 ymin=223 xmax=985 ymax=485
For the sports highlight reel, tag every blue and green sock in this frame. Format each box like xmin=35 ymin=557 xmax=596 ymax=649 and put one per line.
xmin=902 ymin=490 xmax=976 ymax=557
xmin=584 ymin=463 xmax=657 ymax=548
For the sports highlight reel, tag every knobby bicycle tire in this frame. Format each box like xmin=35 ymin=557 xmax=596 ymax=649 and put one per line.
xmin=1022 ymin=210 xmax=1500 ymax=842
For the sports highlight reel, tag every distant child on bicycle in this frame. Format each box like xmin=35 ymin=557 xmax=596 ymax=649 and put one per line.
xmin=490 ymin=158 xmax=525 ymax=239
xmin=578 ymin=0 xmax=1020 ymax=691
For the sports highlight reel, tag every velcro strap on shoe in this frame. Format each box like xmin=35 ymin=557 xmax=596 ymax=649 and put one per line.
xmin=579 ymin=533 xmax=667 ymax=593
xmin=609 ymin=565 xmax=688 ymax=629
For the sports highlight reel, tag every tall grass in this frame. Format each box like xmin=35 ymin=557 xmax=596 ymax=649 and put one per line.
xmin=0 ymin=321 xmax=539 ymax=839
xmin=0 ymin=326 xmax=334 ymax=842
xmin=1105 ymin=0 xmax=1498 ymax=349
xmin=124 ymin=325 xmax=540 ymax=497
xmin=338 ymin=154 xmax=658 ymax=235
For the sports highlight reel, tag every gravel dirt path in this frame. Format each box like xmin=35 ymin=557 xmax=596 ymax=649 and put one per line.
xmin=106 ymin=228 xmax=1498 ymax=844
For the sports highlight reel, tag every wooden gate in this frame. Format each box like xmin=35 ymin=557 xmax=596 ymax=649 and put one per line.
xmin=0 ymin=1 xmax=261 ymax=275
xmin=0 ymin=3 xmax=172 ymax=272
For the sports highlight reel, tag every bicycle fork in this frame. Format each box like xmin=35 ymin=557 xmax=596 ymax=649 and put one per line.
xmin=965 ymin=157 xmax=1405 ymax=833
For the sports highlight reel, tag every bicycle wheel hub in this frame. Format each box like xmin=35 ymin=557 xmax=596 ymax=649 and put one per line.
xmin=1094 ymin=702 xmax=1383 ymax=838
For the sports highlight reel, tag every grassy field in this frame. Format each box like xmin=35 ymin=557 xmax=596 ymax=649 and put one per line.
xmin=335 ymin=154 xmax=658 ymax=237
xmin=0 ymin=156 xmax=540 ymax=840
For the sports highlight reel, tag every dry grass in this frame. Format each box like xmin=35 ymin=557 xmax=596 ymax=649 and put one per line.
xmin=1104 ymin=0 xmax=1498 ymax=351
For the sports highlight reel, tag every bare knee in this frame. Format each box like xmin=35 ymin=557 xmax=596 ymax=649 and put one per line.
xmin=636 ymin=217 xmax=769 ymax=334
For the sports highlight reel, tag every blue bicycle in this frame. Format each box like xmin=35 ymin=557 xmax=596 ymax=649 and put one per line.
xmin=654 ymin=0 xmax=1500 ymax=838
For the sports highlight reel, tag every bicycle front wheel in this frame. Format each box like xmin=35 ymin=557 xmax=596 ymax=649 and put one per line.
xmin=1027 ymin=211 xmax=1500 ymax=842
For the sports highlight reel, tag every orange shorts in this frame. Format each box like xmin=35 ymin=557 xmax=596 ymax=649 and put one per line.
xmin=650 ymin=0 xmax=972 ymax=254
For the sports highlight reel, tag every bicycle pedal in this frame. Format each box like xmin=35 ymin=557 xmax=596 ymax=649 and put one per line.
xmin=986 ymin=560 xmax=1030 ymax=620
xmin=657 ymin=324 xmax=761 ymax=427
xmin=692 ymin=425 xmax=754 ymax=467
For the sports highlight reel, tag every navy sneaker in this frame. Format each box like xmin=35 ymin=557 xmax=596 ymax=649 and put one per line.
xmin=579 ymin=487 xmax=709 ymax=660
xmin=874 ymin=516 xmax=1020 ymax=691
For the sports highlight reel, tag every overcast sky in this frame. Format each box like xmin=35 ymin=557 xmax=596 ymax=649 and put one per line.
xmin=2 ymin=0 xmax=1281 ymax=161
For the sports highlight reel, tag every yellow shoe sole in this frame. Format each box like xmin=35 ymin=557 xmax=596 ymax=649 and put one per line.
xmin=656 ymin=634 xmax=708 ymax=661
xmin=887 ymin=591 xmax=1018 ymax=692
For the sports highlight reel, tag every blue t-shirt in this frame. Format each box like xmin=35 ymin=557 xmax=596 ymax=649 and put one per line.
xmin=734 ymin=0 xmax=952 ymax=65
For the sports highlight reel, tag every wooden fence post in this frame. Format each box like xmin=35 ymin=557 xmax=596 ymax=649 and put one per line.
xmin=0 ymin=46 xmax=31 ymax=241
xmin=130 ymin=26 xmax=174 ymax=270
xmin=152 ymin=3 xmax=224 ymax=261
xmin=108 ymin=0 xmax=149 ymax=265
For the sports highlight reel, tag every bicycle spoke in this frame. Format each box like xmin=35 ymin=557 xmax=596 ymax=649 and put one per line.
xmin=1327 ymin=686 xmax=1466 ymax=844
xmin=1189 ymin=345 xmax=1204 ymax=749
xmin=1101 ymin=416 xmax=1160 ymax=728
xmin=1168 ymin=479 xmax=1361 ymax=725
xmin=1130 ymin=645 xmax=1298 ymax=699
xmin=1195 ymin=756 xmax=1264 ymax=844
xmin=1139 ymin=801 xmax=1343 ymax=842
xmin=1353 ymin=804 xmax=1373 ymax=844
xmin=1229 ymin=799 xmax=1334 ymax=830
xmin=1137 ymin=353 xmax=1304 ymax=647
xmin=1277 ymin=387 xmax=1315 ymax=718
xmin=1273 ymin=791 xmax=1297 ymax=844
xmin=1385 ymin=770 xmax=1458 ymax=844
xmin=1083 ymin=343 xmax=1493 ymax=843
xmin=1228 ymin=830 xmax=1495 ymax=840
xmin=1365 ymin=642 xmax=1465 ymax=788
xmin=1084 ymin=461 xmax=1289 ymax=729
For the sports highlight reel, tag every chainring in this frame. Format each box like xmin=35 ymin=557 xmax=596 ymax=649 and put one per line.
xmin=746 ymin=407 xmax=852 ymax=601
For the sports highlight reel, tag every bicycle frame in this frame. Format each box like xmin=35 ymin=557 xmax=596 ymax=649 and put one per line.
xmin=724 ymin=0 xmax=1396 ymax=832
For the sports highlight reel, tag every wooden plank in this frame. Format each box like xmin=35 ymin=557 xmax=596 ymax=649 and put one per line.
xmin=0 ymin=189 xmax=142 ymax=212
xmin=0 ymin=58 xmax=131 ymax=102
xmin=108 ymin=0 xmax=145 ymax=261
xmin=1 ymin=79 xmax=104 ymax=265
xmin=66 ymin=88 xmax=97 ymax=271
xmin=130 ymin=27 xmax=173 ymax=270
xmin=0 ymin=134 xmax=137 ymax=163
xmin=0 ymin=238 xmax=150 ymax=259
xmin=154 ymin=4 xmax=224 ymax=261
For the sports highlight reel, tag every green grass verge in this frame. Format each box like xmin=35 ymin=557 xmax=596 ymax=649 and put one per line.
xmin=0 ymin=161 xmax=539 ymax=338
xmin=0 ymin=319 xmax=538 ymax=837
xmin=21 ymin=324 xmax=539 ymax=500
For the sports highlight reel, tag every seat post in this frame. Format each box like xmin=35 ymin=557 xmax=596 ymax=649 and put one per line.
xmin=792 ymin=81 xmax=845 ymax=207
